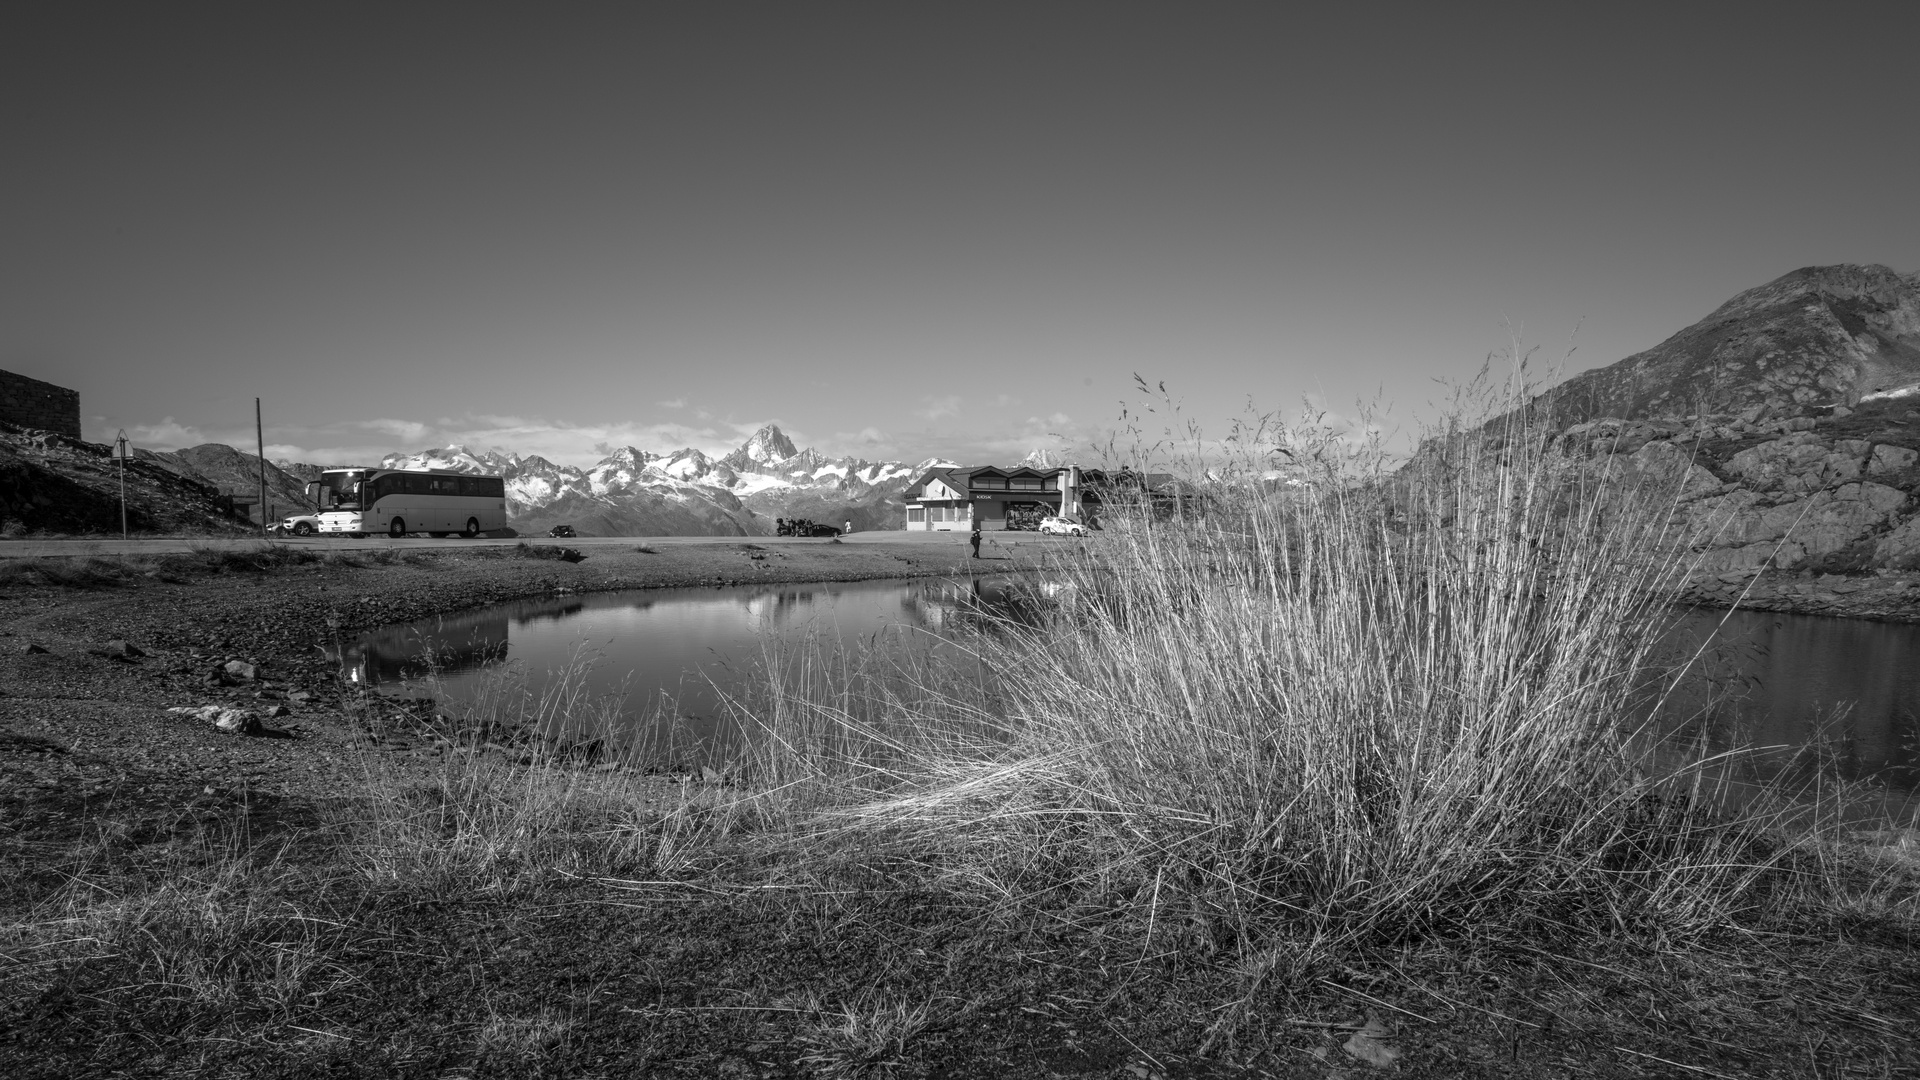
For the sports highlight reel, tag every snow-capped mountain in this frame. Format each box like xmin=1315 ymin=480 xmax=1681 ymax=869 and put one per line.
xmin=377 ymin=425 xmax=935 ymax=536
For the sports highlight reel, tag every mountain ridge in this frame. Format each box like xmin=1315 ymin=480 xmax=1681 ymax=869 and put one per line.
xmin=1545 ymin=263 xmax=1920 ymax=424
xmin=377 ymin=425 xmax=936 ymax=535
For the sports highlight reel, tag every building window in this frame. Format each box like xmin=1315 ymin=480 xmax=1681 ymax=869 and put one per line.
xmin=1010 ymin=477 xmax=1043 ymax=491
xmin=907 ymin=507 xmax=924 ymax=523
xmin=972 ymin=476 xmax=1007 ymax=489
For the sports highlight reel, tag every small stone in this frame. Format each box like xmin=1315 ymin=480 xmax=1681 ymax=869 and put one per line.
xmin=223 ymin=660 xmax=258 ymax=682
xmin=213 ymin=712 xmax=249 ymax=734
xmin=23 ymin=643 xmax=48 ymax=655
xmin=266 ymin=704 xmax=290 ymax=719
xmin=103 ymin=639 xmax=145 ymax=659
xmin=288 ymin=690 xmax=313 ymax=703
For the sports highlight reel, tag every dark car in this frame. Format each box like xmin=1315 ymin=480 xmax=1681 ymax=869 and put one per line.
xmin=548 ymin=524 xmax=577 ymax=538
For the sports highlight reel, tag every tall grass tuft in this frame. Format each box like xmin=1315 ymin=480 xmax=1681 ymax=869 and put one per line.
xmin=753 ymin=384 xmax=1810 ymax=972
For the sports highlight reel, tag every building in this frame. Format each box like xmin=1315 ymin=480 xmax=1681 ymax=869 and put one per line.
xmin=0 ymin=368 xmax=82 ymax=439
xmin=903 ymin=464 xmax=1090 ymax=531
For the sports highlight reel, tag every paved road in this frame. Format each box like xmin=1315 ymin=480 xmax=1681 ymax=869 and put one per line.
xmin=0 ymin=529 xmax=1042 ymax=558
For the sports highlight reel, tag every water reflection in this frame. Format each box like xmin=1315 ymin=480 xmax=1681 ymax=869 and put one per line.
xmin=1654 ymin=608 xmax=1920 ymax=786
xmin=335 ymin=576 xmax=1045 ymax=744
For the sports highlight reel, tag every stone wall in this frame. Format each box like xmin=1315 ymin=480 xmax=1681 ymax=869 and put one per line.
xmin=0 ymin=369 xmax=81 ymax=439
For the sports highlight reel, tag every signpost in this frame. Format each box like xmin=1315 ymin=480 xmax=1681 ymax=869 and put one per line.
xmin=255 ymin=398 xmax=269 ymax=537
xmin=112 ymin=430 xmax=131 ymax=540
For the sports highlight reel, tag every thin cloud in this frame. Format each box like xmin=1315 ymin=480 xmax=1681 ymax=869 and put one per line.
xmin=916 ymin=395 xmax=962 ymax=421
xmin=126 ymin=417 xmax=210 ymax=450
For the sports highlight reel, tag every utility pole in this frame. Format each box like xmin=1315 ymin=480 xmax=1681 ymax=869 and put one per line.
xmin=113 ymin=430 xmax=130 ymax=540
xmin=256 ymin=398 xmax=268 ymax=537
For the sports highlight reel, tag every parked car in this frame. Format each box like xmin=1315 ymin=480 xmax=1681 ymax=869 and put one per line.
xmin=273 ymin=514 xmax=320 ymax=537
xmin=548 ymin=524 xmax=577 ymax=538
xmin=1037 ymin=516 xmax=1088 ymax=537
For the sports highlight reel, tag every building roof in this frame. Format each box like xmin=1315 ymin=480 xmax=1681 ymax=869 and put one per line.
xmin=904 ymin=463 xmax=1073 ymax=501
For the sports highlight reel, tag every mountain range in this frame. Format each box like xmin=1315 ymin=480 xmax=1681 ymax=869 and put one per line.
xmin=375 ymin=426 xmax=947 ymax=536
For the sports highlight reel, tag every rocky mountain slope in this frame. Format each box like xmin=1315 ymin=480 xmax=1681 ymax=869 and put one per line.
xmin=381 ymin=425 xmax=936 ymax=536
xmin=1531 ymin=265 xmax=1920 ymax=604
xmin=0 ymin=424 xmax=257 ymax=535
xmin=1548 ymin=263 xmax=1920 ymax=423
xmin=136 ymin=443 xmax=318 ymax=519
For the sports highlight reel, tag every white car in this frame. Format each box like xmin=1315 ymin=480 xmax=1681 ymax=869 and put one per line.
xmin=273 ymin=514 xmax=321 ymax=537
xmin=1038 ymin=516 xmax=1088 ymax=537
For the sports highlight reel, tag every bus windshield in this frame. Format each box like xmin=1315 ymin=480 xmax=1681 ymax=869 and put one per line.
xmin=317 ymin=470 xmax=365 ymax=511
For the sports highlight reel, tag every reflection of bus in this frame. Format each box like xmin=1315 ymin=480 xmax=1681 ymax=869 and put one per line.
xmin=309 ymin=469 xmax=508 ymax=538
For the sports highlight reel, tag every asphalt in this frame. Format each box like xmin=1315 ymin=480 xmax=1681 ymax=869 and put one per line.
xmin=0 ymin=529 xmax=1044 ymax=558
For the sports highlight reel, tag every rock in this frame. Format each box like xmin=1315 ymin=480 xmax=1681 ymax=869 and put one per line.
xmin=1874 ymin=518 xmax=1920 ymax=569
xmin=265 ymin=704 xmax=290 ymax=719
xmin=216 ymin=711 xmax=262 ymax=735
xmin=23 ymin=643 xmax=48 ymax=655
xmin=288 ymin=690 xmax=313 ymax=703
xmin=223 ymin=660 xmax=257 ymax=681
xmin=1870 ymin=444 xmax=1919 ymax=475
xmin=102 ymin=638 xmax=145 ymax=659
xmin=165 ymin=704 xmax=262 ymax=735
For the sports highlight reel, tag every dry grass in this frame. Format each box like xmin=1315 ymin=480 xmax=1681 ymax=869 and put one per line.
xmin=708 ymin=381 xmax=1917 ymax=1020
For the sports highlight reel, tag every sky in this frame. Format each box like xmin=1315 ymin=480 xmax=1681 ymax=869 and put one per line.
xmin=5 ymin=2 xmax=1919 ymax=470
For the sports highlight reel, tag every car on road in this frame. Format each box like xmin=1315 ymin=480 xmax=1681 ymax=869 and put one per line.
xmin=272 ymin=514 xmax=321 ymax=537
xmin=1037 ymin=516 xmax=1089 ymax=537
xmin=548 ymin=524 xmax=577 ymax=538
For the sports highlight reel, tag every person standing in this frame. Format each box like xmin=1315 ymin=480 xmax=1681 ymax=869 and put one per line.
xmin=969 ymin=510 xmax=982 ymax=559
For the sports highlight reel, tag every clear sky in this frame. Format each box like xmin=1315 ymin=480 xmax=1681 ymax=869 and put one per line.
xmin=5 ymin=2 xmax=1917 ymax=468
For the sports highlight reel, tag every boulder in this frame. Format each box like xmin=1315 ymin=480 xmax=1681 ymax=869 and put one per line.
xmin=1870 ymin=444 xmax=1919 ymax=476
xmin=101 ymin=639 xmax=145 ymax=659
xmin=223 ymin=660 xmax=257 ymax=682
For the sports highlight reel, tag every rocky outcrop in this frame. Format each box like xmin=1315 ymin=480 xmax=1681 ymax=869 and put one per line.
xmin=1568 ymin=399 xmax=1920 ymax=577
xmin=1495 ymin=264 xmax=1920 ymax=621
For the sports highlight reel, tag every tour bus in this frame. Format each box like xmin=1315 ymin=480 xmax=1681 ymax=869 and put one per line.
xmin=308 ymin=468 xmax=508 ymax=538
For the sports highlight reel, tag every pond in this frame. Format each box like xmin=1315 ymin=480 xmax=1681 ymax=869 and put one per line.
xmin=1654 ymin=608 xmax=1919 ymax=788
xmin=339 ymin=579 xmax=1919 ymax=786
xmin=334 ymin=575 xmax=1038 ymax=755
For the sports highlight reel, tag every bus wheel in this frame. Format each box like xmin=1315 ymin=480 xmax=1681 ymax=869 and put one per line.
xmin=463 ymin=518 xmax=480 ymax=538
xmin=389 ymin=518 xmax=406 ymax=538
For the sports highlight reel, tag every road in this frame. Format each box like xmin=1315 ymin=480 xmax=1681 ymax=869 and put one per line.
xmin=0 ymin=529 xmax=1062 ymax=558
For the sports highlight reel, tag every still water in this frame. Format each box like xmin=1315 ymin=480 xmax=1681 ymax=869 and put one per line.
xmin=1655 ymin=608 xmax=1919 ymax=786
xmin=336 ymin=576 xmax=1029 ymax=751
xmin=341 ymin=580 xmax=1918 ymax=784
